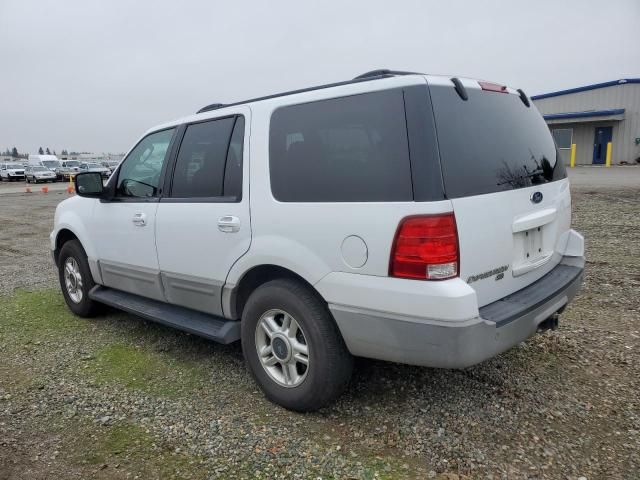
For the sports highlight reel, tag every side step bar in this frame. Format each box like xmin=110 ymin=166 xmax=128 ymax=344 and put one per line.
xmin=89 ymin=286 xmax=240 ymax=344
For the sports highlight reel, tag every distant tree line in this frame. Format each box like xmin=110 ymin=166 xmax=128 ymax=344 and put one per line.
xmin=3 ymin=147 xmax=102 ymax=158
xmin=3 ymin=147 xmax=26 ymax=159
xmin=37 ymin=147 xmax=57 ymax=155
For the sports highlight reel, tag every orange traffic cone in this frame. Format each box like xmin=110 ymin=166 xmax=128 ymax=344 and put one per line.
xmin=41 ymin=186 xmax=49 ymax=193
xmin=67 ymin=185 xmax=75 ymax=194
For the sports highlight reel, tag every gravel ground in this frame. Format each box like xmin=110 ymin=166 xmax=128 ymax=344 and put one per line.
xmin=0 ymin=169 xmax=639 ymax=479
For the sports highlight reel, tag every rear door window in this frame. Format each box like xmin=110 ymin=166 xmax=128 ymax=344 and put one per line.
xmin=169 ymin=116 xmax=243 ymax=200
xmin=269 ymin=90 xmax=413 ymax=202
xmin=429 ymin=85 xmax=566 ymax=198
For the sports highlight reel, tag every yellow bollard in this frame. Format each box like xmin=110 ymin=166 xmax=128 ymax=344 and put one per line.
xmin=570 ymin=144 xmax=576 ymax=168
xmin=605 ymin=142 xmax=612 ymax=167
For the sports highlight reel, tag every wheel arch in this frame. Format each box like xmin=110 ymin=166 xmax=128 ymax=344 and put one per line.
xmin=224 ymin=264 xmax=327 ymax=320
xmin=53 ymin=228 xmax=80 ymax=265
xmin=53 ymin=223 xmax=102 ymax=285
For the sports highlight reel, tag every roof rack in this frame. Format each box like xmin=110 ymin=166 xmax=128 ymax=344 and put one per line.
xmin=196 ymin=103 xmax=226 ymax=114
xmin=196 ymin=69 xmax=421 ymax=114
xmin=353 ymin=69 xmax=423 ymax=80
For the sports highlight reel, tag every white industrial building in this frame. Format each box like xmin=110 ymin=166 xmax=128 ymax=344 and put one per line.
xmin=532 ymin=79 xmax=640 ymax=166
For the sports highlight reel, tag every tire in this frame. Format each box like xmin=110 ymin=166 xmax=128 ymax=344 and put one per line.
xmin=57 ymin=240 xmax=101 ymax=317
xmin=241 ymin=278 xmax=353 ymax=412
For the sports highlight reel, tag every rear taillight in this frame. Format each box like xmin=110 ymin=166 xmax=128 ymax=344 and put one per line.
xmin=389 ymin=214 xmax=459 ymax=281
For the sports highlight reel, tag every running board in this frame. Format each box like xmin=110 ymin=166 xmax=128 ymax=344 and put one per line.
xmin=89 ymin=286 xmax=240 ymax=344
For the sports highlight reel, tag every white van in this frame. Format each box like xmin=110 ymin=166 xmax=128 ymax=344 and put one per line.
xmin=29 ymin=154 xmax=61 ymax=172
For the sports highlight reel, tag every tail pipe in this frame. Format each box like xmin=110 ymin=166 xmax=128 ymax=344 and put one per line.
xmin=537 ymin=314 xmax=559 ymax=332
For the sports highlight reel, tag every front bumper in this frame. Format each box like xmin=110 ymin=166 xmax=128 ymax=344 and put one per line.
xmin=330 ymin=256 xmax=584 ymax=369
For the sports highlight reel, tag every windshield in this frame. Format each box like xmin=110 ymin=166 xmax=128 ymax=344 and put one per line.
xmin=65 ymin=161 xmax=80 ymax=167
xmin=429 ymin=85 xmax=566 ymax=198
xmin=42 ymin=161 xmax=58 ymax=167
xmin=87 ymin=163 xmax=102 ymax=168
xmin=33 ymin=166 xmax=49 ymax=172
xmin=6 ymin=164 xmax=22 ymax=169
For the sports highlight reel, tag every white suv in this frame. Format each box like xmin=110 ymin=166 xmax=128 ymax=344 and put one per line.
xmin=0 ymin=162 xmax=26 ymax=181
xmin=51 ymin=70 xmax=584 ymax=411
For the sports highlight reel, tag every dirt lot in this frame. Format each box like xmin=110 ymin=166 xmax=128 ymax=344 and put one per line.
xmin=0 ymin=168 xmax=638 ymax=479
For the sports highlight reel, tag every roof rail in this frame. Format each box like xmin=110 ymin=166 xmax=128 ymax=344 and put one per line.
xmin=353 ymin=69 xmax=423 ymax=80
xmin=196 ymin=69 xmax=423 ymax=114
xmin=196 ymin=103 xmax=226 ymax=114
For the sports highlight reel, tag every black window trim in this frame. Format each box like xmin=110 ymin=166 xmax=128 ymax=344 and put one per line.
xmin=102 ymin=126 xmax=178 ymax=203
xmin=160 ymin=113 xmax=245 ymax=204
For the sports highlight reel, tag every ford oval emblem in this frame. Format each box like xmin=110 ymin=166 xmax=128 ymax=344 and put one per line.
xmin=530 ymin=191 xmax=543 ymax=204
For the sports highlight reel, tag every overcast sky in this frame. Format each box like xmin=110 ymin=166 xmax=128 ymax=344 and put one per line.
xmin=1 ymin=0 xmax=638 ymax=154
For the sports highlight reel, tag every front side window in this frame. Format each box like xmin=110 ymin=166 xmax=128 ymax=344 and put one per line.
xmin=269 ymin=90 xmax=413 ymax=202
xmin=117 ymin=129 xmax=175 ymax=198
xmin=170 ymin=116 xmax=244 ymax=199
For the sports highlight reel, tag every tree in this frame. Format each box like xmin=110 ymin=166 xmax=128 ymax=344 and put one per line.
xmin=61 ymin=149 xmax=68 ymax=155
xmin=53 ymin=150 xmax=57 ymax=155
xmin=11 ymin=147 xmax=18 ymax=157
xmin=38 ymin=147 xmax=44 ymax=154
xmin=46 ymin=147 xmax=51 ymax=154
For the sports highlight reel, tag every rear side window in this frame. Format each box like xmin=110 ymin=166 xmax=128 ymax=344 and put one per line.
xmin=430 ymin=86 xmax=566 ymax=198
xmin=269 ymin=90 xmax=413 ymax=202
xmin=170 ymin=116 xmax=243 ymax=199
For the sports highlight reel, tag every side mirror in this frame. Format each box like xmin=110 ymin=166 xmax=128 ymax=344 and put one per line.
xmin=75 ymin=172 xmax=104 ymax=198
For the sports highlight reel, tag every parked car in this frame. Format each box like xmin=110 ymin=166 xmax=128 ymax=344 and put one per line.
xmin=56 ymin=160 xmax=82 ymax=180
xmin=79 ymin=162 xmax=111 ymax=178
xmin=29 ymin=154 xmax=61 ymax=176
xmin=25 ymin=165 xmax=57 ymax=183
xmin=101 ymin=160 xmax=121 ymax=173
xmin=0 ymin=162 xmax=26 ymax=181
xmin=51 ymin=70 xmax=585 ymax=411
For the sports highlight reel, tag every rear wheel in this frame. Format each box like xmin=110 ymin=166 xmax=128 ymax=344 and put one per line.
xmin=57 ymin=240 xmax=101 ymax=317
xmin=241 ymin=279 xmax=353 ymax=411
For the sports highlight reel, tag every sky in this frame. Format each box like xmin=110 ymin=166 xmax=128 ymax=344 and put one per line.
xmin=1 ymin=0 xmax=639 ymax=154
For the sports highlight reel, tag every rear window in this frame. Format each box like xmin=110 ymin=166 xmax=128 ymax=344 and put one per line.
xmin=269 ymin=90 xmax=413 ymax=202
xmin=430 ymin=85 xmax=566 ymax=198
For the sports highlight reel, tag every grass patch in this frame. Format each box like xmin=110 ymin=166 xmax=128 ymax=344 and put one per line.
xmin=78 ymin=423 xmax=154 ymax=465
xmin=0 ymin=289 xmax=86 ymax=339
xmin=86 ymin=343 xmax=207 ymax=396
xmin=62 ymin=420 xmax=209 ymax=478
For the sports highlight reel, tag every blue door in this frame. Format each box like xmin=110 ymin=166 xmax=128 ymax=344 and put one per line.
xmin=592 ymin=127 xmax=612 ymax=164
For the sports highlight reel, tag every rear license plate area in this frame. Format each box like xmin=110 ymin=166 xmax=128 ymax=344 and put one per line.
xmin=512 ymin=226 xmax=550 ymax=276
xmin=521 ymin=227 xmax=544 ymax=263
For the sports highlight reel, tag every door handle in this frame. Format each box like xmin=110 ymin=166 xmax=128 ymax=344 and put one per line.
xmin=218 ymin=215 xmax=240 ymax=233
xmin=132 ymin=212 xmax=147 ymax=227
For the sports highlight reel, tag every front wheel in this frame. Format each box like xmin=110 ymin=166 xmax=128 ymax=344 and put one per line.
xmin=241 ymin=279 xmax=353 ymax=412
xmin=57 ymin=240 xmax=101 ymax=317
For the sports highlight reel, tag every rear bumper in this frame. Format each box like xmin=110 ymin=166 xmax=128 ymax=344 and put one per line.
xmin=330 ymin=255 xmax=584 ymax=369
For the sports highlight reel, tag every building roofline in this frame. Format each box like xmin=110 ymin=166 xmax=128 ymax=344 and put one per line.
xmin=531 ymin=79 xmax=640 ymax=100
xmin=542 ymin=108 xmax=625 ymax=120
